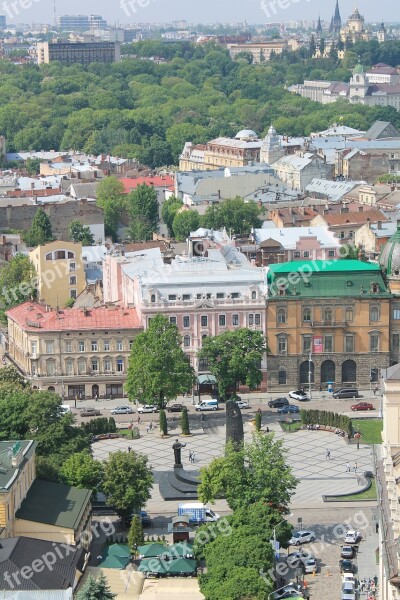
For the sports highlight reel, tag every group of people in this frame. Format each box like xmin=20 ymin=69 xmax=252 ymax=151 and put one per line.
xmin=188 ymin=450 xmax=196 ymax=463
xmin=345 ymin=461 xmax=358 ymax=472
xmin=307 ymin=423 xmax=320 ymax=430
xmin=360 ymin=576 xmax=378 ymax=597
xmin=146 ymin=421 xmax=154 ymax=434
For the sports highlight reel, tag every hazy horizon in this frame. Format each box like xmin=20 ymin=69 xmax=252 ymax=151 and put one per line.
xmin=2 ymin=0 xmax=397 ymax=27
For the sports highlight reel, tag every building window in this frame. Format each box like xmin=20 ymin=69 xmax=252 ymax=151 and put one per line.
xmin=117 ymin=359 xmax=124 ymax=372
xmin=91 ymin=340 xmax=98 ymax=352
xmin=303 ymin=336 xmax=311 ymax=353
xmin=103 ymin=341 xmax=110 ymax=352
xmin=69 ymin=276 xmax=77 ymax=285
xmin=30 ymin=341 xmax=37 ymax=356
xmin=294 ymin=251 xmax=301 ymax=258
xmin=278 ymin=369 xmax=287 ymax=385
xmin=370 ymin=306 xmax=380 ymax=322
xmin=278 ymin=336 xmax=287 ymax=355
xmin=170 ymin=317 xmax=177 ymax=325
xmin=91 ymin=359 xmax=98 ymax=372
xmin=183 ymin=316 xmax=190 ymax=328
xmin=324 ymin=307 xmax=332 ymax=323
xmin=324 ymin=335 xmax=333 ymax=353
xmin=199 ymin=357 xmax=209 ymax=369
xmin=78 ymin=359 xmax=86 ymax=374
xmin=183 ymin=294 xmax=191 ymax=301
xmin=232 ymin=314 xmax=239 ymax=326
xmin=151 ymin=294 xmax=156 ymax=303
xmin=249 ymin=314 xmax=254 ymax=326
xmin=184 ymin=335 xmax=190 ymax=347
xmin=345 ymin=336 xmax=354 ymax=353
xmin=328 ymin=250 xmax=335 ymax=257
xmin=394 ymin=306 xmax=400 ymax=320
xmin=117 ymin=340 xmax=123 ymax=351
xmin=345 ymin=307 xmax=354 ymax=322
xmin=370 ymin=334 xmax=379 ymax=352
xmin=303 ymin=308 xmax=311 ymax=323
xmin=251 ymin=291 xmax=257 ymax=300
xmin=231 ymin=292 xmax=239 ymax=299
xmin=66 ymin=360 xmax=73 ymax=375
xmin=303 ymin=251 xmax=310 ymax=258
xmin=392 ymin=333 xmax=400 ymax=351
xmin=104 ymin=358 xmax=111 ymax=372
xmin=340 ymin=231 xmax=345 ymax=239
xmin=277 ymin=308 xmax=286 ymax=324
xmin=65 ymin=341 xmax=72 ymax=353
xmin=201 ymin=315 xmax=208 ymax=327
xmin=217 ymin=293 xmax=225 ymax=299
xmin=45 ymin=341 xmax=54 ymax=354
xmin=79 ymin=341 xmax=85 ymax=352
xmin=219 ymin=314 xmax=226 ymax=327
xmin=46 ymin=361 xmax=55 ymax=376
xmin=168 ymin=294 xmax=177 ymax=301
xmin=70 ymin=289 xmax=77 ymax=299
xmin=69 ymin=262 xmax=76 ymax=271
xmin=255 ymin=314 xmax=261 ymax=326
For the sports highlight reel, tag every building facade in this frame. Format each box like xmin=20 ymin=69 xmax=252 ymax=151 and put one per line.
xmin=37 ymin=41 xmax=121 ymax=65
xmin=6 ymin=303 xmax=142 ymax=399
xmin=266 ymin=260 xmax=391 ymax=389
xmin=227 ymin=42 xmax=287 ymax=63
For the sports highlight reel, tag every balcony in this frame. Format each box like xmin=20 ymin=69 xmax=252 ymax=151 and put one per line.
xmin=307 ymin=320 xmax=348 ymax=328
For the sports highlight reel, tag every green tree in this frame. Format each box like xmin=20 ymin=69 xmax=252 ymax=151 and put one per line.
xmin=181 ymin=407 xmax=190 ymax=435
xmin=202 ymin=197 xmax=262 ymax=235
xmin=23 ymin=209 xmax=54 ymax=247
xmin=309 ymin=35 xmax=316 ymax=58
xmin=255 ymin=411 xmax=261 ymax=432
xmin=126 ymin=315 xmax=194 ymax=408
xmin=128 ymin=515 xmax=144 ymax=554
xmin=199 ymin=329 xmax=266 ymax=399
xmin=127 ymin=184 xmax=159 ymax=241
xmin=198 ymin=435 xmax=298 ymax=511
xmin=96 ymin=176 xmax=125 ymax=240
xmin=69 ymin=220 xmax=95 ymax=245
xmin=60 ymin=451 xmax=104 ymax=494
xmin=0 ymin=254 xmax=34 ymax=322
xmin=102 ymin=450 xmax=153 ymax=522
xmin=172 ymin=210 xmax=200 ymax=241
xmin=161 ymin=196 xmax=183 ymax=235
xmin=159 ymin=409 xmax=168 ymax=436
xmin=0 ymin=366 xmax=27 ymax=387
xmin=25 ymin=158 xmax=41 ymax=176
xmin=319 ymin=38 xmax=326 ymax=56
xmin=75 ymin=573 xmax=115 ymax=600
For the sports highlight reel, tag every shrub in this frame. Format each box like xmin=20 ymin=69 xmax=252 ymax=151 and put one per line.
xmin=159 ymin=409 xmax=168 ymax=436
xmin=255 ymin=412 xmax=262 ymax=431
xmin=181 ymin=407 xmax=190 ymax=435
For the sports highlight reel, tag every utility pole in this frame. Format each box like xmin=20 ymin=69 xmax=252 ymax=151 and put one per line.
xmin=308 ymin=351 xmax=312 ymax=400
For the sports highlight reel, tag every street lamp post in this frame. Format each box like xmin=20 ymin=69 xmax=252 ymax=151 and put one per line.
xmin=308 ymin=351 xmax=312 ymax=400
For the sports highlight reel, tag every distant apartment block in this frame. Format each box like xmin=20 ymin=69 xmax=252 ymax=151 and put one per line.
xmin=0 ymin=15 xmax=6 ymax=29
xmin=58 ymin=14 xmax=107 ymax=30
xmin=37 ymin=41 xmax=120 ymax=65
xmin=227 ymin=42 xmax=287 ymax=63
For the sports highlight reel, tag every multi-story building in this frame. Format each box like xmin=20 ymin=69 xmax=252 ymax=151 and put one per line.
xmin=266 ymin=260 xmax=391 ymax=389
xmin=6 ymin=302 xmax=142 ymax=399
xmin=58 ymin=15 xmax=90 ymax=29
xmin=103 ymin=229 xmax=268 ymax=383
xmin=311 ymin=208 xmax=389 ymax=244
xmin=227 ymin=41 xmax=287 ymax=63
xmin=271 ymin=152 xmax=333 ymax=191
xmin=37 ymin=41 xmax=121 ymax=65
xmin=0 ymin=15 xmax=6 ymax=29
xmin=30 ymin=241 xmax=86 ymax=309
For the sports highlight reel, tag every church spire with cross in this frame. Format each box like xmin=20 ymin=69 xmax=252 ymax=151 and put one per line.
xmin=330 ymin=0 xmax=342 ymax=37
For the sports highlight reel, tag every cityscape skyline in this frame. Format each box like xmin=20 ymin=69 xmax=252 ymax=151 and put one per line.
xmin=0 ymin=0 xmax=397 ymax=26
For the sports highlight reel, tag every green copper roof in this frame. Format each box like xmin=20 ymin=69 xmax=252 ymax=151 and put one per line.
xmin=268 ymin=260 xmax=380 ymax=275
xmin=353 ymin=62 xmax=364 ymax=74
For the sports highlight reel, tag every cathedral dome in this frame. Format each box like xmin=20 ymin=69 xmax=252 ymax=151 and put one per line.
xmin=349 ymin=8 xmax=363 ymax=20
xmin=235 ymin=129 xmax=258 ymax=140
xmin=379 ymin=223 xmax=400 ymax=277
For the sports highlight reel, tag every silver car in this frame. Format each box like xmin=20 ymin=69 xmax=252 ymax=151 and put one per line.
xmin=111 ymin=406 xmax=133 ymax=415
xmin=137 ymin=404 xmax=159 ymax=414
xmin=289 ymin=530 xmax=316 ymax=545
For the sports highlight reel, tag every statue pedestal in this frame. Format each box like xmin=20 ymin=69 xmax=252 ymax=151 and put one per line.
xmin=159 ymin=467 xmax=200 ymax=500
xmin=174 ymin=463 xmax=183 ymax=470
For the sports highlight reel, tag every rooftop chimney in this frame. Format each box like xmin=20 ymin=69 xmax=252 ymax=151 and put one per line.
xmin=377 ymin=221 xmax=382 ymax=230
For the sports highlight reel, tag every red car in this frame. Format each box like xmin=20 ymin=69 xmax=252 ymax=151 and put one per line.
xmin=351 ymin=402 xmax=374 ymax=411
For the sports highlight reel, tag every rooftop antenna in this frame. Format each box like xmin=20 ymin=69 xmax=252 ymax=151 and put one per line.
xmin=53 ymin=0 xmax=57 ymax=29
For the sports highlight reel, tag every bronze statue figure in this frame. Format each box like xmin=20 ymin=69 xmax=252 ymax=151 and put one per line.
xmin=172 ymin=438 xmax=186 ymax=467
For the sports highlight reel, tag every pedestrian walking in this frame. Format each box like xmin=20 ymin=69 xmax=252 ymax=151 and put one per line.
xmin=354 ymin=461 xmax=358 ymax=473
xmin=326 ymin=449 xmax=331 ymax=460
xmin=373 ymin=575 xmax=378 ymax=587
xmin=357 ymin=440 xmax=360 ymax=450
xmin=149 ymin=421 xmax=153 ymax=431
xmin=146 ymin=424 xmax=150 ymax=434
xmin=191 ymin=451 xmax=196 ymax=463
xmin=138 ymin=416 xmax=141 ymax=424
xmin=127 ymin=446 xmax=131 ymax=453
xmin=346 ymin=462 xmax=351 ymax=472
xmin=94 ymin=394 xmax=98 ymax=402
xmin=188 ymin=450 xmax=193 ymax=463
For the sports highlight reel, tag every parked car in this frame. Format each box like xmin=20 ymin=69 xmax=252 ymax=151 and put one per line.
xmin=167 ymin=403 xmax=183 ymax=413
xmin=110 ymin=406 xmax=133 ymax=415
xmin=333 ymin=388 xmax=359 ymax=399
xmin=341 ymin=545 xmax=356 ymax=559
xmin=137 ymin=405 xmax=159 ymax=414
xmin=342 ymin=581 xmax=356 ymax=595
xmin=339 ymin=559 xmax=356 ymax=574
xmin=236 ymin=400 xmax=250 ymax=409
xmin=344 ymin=530 xmax=362 ymax=544
xmin=128 ymin=510 xmax=152 ymax=527
xmin=273 ymin=584 xmax=302 ymax=599
xmin=278 ymin=405 xmax=300 ymax=414
xmin=303 ymin=557 xmax=317 ymax=574
xmin=286 ymin=549 xmax=314 ymax=567
xmin=289 ymin=530 xmax=316 ymax=545
xmin=268 ymin=397 xmax=289 ymax=409
xmin=288 ymin=390 xmax=310 ymax=401
xmin=80 ymin=408 xmax=101 ymax=417
xmin=342 ymin=585 xmax=356 ymax=600
xmin=350 ymin=402 xmax=374 ymax=412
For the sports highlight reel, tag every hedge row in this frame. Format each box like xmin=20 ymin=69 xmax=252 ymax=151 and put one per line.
xmin=300 ymin=410 xmax=353 ymax=437
xmin=81 ymin=417 xmax=117 ymax=435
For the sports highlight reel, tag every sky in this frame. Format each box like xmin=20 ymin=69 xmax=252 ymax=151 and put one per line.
xmin=6 ymin=0 xmax=396 ymax=26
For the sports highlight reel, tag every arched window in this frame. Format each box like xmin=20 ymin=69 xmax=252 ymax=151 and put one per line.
xmin=277 ymin=308 xmax=286 ymax=324
xmin=47 ymin=386 xmax=55 ymax=392
xmin=321 ymin=360 xmax=335 ymax=384
xmin=150 ymin=294 xmax=156 ymax=303
xmin=370 ymin=306 xmax=379 ymax=322
xmin=251 ymin=291 xmax=257 ymax=300
xmin=342 ymin=360 xmax=356 ymax=383
xmin=303 ymin=308 xmax=311 ymax=322
xmin=184 ymin=335 xmax=190 ymax=348
xmin=45 ymin=252 xmax=52 ymax=261
xmin=300 ymin=360 xmax=314 ymax=384
xmin=324 ymin=307 xmax=332 ymax=323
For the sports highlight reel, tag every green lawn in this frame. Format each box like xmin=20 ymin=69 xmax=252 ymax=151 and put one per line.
xmin=328 ymin=479 xmax=377 ymax=502
xmin=352 ymin=419 xmax=383 ymax=444
xmin=280 ymin=421 xmax=302 ymax=433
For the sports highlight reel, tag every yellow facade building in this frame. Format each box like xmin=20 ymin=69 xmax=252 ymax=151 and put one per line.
xmin=30 ymin=241 xmax=86 ymax=309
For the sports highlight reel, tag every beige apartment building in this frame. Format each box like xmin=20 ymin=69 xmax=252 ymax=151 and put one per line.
xmin=227 ymin=42 xmax=287 ymax=63
xmin=30 ymin=241 xmax=86 ymax=309
xmin=6 ymin=302 xmax=142 ymax=400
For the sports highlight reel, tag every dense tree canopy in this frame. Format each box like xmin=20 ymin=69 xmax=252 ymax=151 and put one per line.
xmin=172 ymin=210 xmax=200 ymax=241
xmin=60 ymin=451 xmax=104 ymax=494
xmin=202 ymin=198 xmax=263 ymax=235
xmin=127 ymin=184 xmax=159 ymax=241
xmin=23 ymin=209 xmax=54 ymax=247
xmin=69 ymin=220 xmax=95 ymax=245
xmin=0 ymin=254 xmax=34 ymax=321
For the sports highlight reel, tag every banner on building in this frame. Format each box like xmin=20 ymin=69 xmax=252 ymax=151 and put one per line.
xmin=313 ymin=336 xmax=323 ymax=354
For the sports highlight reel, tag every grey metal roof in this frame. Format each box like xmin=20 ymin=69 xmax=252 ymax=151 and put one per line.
xmin=0 ymin=441 xmax=36 ymax=492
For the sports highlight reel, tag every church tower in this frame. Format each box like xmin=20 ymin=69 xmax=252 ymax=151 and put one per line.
xmin=349 ymin=62 xmax=369 ymax=103
xmin=377 ymin=22 xmax=387 ymax=43
xmin=330 ymin=0 xmax=342 ymax=37
xmin=316 ymin=16 xmax=322 ymax=36
xmin=260 ymin=124 xmax=284 ymax=165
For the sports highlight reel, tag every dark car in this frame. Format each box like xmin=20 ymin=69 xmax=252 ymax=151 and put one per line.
xmin=278 ymin=404 xmax=300 ymax=414
xmin=80 ymin=408 xmax=102 ymax=417
xmin=333 ymin=388 xmax=359 ymax=399
xmin=268 ymin=397 xmax=289 ymax=409
xmin=167 ymin=403 xmax=184 ymax=413
xmin=351 ymin=402 xmax=374 ymax=412
xmin=339 ymin=559 xmax=356 ymax=574
xmin=128 ymin=510 xmax=152 ymax=528
xmin=341 ymin=545 xmax=356 ymax=559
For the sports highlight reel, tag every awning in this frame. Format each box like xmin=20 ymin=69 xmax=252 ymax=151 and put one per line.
xmin=166 ymin=558 xmax=197 ymax=574
xmin=197 ymin=374 xmax=217 ymax=385
xmin=138 ymin=558 xmax=167 ymax=575
xmin=161 ymin=542 xmax=194 ymax=559
xmin=137 ymin=543 xmax=166 ymax=558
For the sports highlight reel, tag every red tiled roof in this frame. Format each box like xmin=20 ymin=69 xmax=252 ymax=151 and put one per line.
xmin=322 ymin=209 xmax=389 ymax=227
xmin=120 ymin=176 xmax=174 ymax=194
xmin=6 ymin=302 xmax=142 ymax=332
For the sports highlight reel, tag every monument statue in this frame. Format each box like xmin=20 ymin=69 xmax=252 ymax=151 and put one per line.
xmin=172 ymin=438 xmax=186 ymax=467
xmin=226 ymin=399 xmax=244 ymax=448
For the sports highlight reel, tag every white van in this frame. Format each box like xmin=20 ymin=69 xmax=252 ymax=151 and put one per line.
xmin=195 ymin=399 xmax=218 ymax=411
